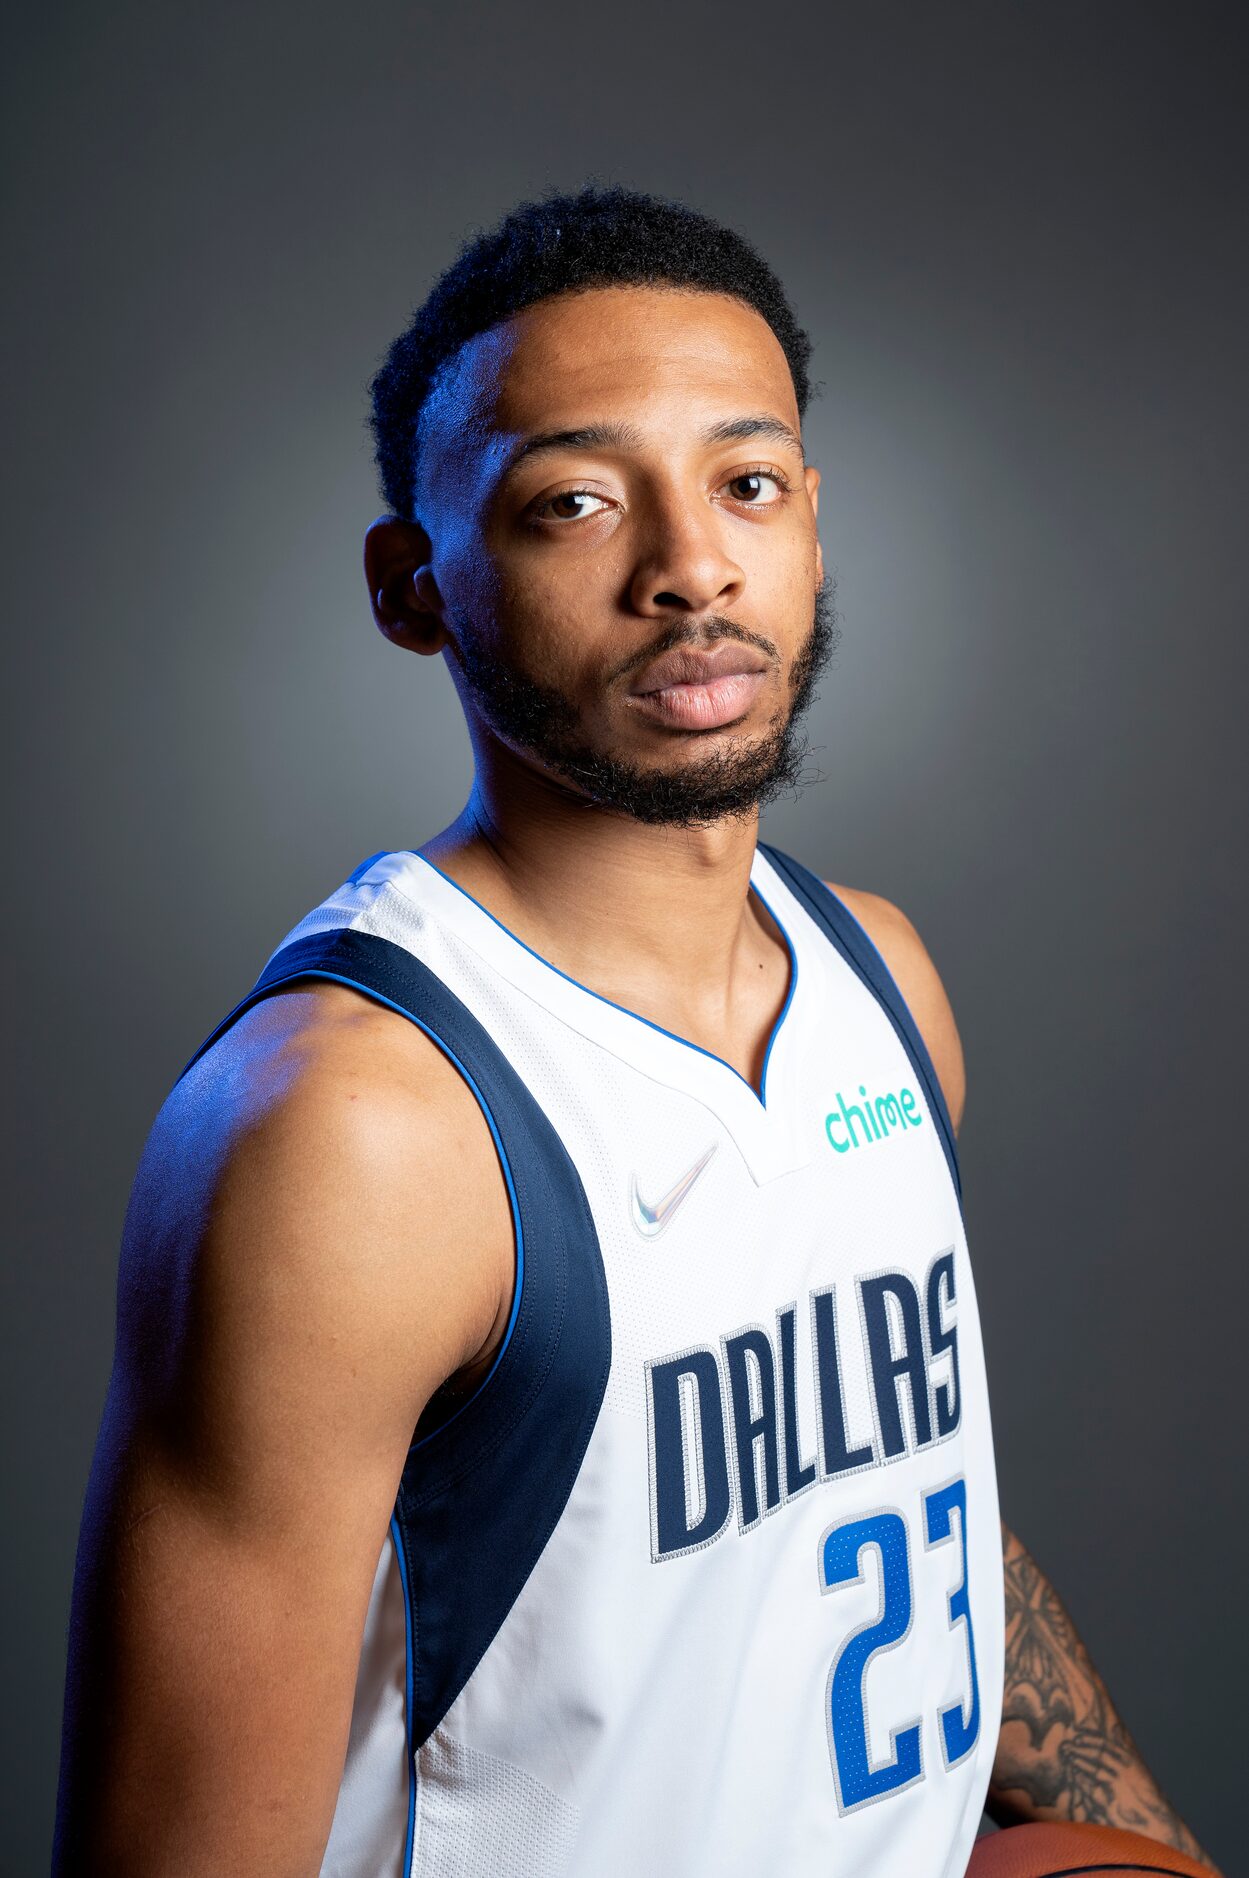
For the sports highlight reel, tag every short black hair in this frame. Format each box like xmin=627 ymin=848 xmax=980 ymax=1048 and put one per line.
xmin=368 ymin=182 xmax=817 ymax=521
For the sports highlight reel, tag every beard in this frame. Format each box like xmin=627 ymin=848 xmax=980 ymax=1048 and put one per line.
xmin=448 ymin=574 xmax=840 ymax=828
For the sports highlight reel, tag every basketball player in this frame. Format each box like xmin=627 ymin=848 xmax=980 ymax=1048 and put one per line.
xmin=53 ymin=187 xmax=1218 ymax=1876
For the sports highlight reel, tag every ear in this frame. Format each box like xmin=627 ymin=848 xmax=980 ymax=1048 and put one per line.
xmin=803 ymin=465 xmax=824 ymax=590
xmin=363 ymin=515 xmax=450 ymax=656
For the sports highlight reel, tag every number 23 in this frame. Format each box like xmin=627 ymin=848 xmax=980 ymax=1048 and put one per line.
xmin=819 ymin=1476 xmax=981 ymax=1813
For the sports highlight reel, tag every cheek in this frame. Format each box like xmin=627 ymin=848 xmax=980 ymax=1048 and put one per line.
xmin=477 ymin=591 xmax=582 ymax=690
xmin=751 ymin=523 xmax=819 ymax=593
xmin=759 ymin=553 xmax=822 ymax=643
xmin=499 ymin=543 xmax=617 ymax=615
xmin=478 ymin=564 xmax=608 ymax=685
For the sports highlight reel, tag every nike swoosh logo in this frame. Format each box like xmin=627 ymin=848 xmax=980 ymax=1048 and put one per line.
xmin=631 ymin=1141 xmax=719 ymax=1239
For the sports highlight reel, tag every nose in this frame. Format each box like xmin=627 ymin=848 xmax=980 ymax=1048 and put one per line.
xmin=626 ymin=490 xmax=746 ymax=618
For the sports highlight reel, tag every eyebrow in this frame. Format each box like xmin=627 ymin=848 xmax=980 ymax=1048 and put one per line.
xmin=497 ymin=412 xmax=806 ymax=482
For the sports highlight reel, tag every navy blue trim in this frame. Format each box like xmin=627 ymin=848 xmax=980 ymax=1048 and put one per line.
xmin=184 ymin=949 xmax=527 ymax=1423
xmin=759 ymin=843 xmax=963 ymax=1206
xmin=415 ymin=853 xmax=798 ymax=1110
xmin=176 ymin=927 xmax=612 ymax=1752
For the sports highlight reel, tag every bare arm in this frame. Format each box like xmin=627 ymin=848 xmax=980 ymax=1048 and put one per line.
xmin=53 ymin=984 xmax=513 ymax=1876
xmin=989 ymin=1523 xmax=1216 ymax=1864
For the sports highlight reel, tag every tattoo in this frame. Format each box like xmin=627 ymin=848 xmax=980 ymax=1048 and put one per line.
xmin=988 ymin=1523 xmax=1216 ymax=1868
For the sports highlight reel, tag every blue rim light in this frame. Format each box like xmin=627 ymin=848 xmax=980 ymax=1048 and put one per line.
xmin=173 ymin=965 xmax=527 ymax=1447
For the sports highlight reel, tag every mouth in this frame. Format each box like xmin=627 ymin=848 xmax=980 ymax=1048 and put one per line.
xmin=626 ymin=643 xmax=772 ymax=732
xmin=626 ymin=669 xmax=768 ymax=731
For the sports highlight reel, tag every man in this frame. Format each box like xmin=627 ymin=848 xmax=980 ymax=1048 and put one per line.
xmin=54 ymin=185 xmax=1216 ymax=1875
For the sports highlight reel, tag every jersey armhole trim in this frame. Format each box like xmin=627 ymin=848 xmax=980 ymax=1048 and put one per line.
xmin=176 ymin=924 xmax=613 ymax=1756
xmin=173 ymin=959 xmax=526 ymax=1447
xmin=759 ymin=842 xmax=963 ymax=1206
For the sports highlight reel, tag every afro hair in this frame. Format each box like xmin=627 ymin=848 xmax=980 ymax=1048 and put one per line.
xmin=368 ymin=182 xmax=816 ymax=520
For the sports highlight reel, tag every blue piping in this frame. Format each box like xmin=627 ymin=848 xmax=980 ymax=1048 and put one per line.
xmin=389 ymin=1514 xmax=417 ymax=1878
xmin=414 ymin=853 xmax=799 ymax=1111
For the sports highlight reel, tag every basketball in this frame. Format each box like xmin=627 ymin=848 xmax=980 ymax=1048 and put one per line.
xmin=966 ymin=1820 xmax=1217 ymax=1876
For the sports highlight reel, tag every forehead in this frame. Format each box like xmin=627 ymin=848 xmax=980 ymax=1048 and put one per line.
xmin=415 ymin=285 xmax=800 ymax=506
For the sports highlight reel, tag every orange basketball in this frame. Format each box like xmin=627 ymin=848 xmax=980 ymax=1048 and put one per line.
xmin=966 ymin=1820 xmax=1218 ymax=1877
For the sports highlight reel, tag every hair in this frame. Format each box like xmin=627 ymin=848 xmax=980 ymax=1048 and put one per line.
xmin=368 ymin=182 xmax=817 ymax=521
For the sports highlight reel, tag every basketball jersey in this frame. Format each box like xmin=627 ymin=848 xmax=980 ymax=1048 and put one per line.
xmin=176 ymin=839 xmax=1004 ymax=1877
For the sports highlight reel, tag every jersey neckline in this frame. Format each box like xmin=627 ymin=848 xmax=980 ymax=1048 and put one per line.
xmin=377 ymin=844 xmax=824 ymax=1184
xmin=409 ymin=847 xmax=799 ymax=1112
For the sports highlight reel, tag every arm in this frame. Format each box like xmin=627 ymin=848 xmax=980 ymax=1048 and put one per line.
xmin=989 ymin=1522 xmax=1216 ymax=1866
xmin=53 ymin=983 xmax=513 ymax=1876
xmin=823 ymin=882 xmax=1216 ymax=1869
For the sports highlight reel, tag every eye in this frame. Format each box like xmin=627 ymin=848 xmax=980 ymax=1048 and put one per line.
xmin=531 ymin=488 xmax=612 ymax=523
xmin=721 ymin=467 xmax=791 ymax=506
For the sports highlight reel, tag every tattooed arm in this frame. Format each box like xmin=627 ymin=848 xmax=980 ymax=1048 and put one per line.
xmin=989 ymin=1523 xmax=1217 ymax=1868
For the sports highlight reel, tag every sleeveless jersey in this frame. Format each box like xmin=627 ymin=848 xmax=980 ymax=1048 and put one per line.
xmin=176 ymin=839 xmax=1004 ymax=1877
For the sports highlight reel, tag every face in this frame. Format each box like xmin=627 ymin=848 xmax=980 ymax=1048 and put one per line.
xmin=368 ymin=285 xmax=835 ymax=827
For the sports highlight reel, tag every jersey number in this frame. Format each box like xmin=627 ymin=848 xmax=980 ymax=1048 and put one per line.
xmin=818 ymin=1477 xmax=980 ymax=1813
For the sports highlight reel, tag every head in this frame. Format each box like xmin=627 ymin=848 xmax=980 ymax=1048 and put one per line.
xmin=365 ymin=184 xmax=837 ymax=828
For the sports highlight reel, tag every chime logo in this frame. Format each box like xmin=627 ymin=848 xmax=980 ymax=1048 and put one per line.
xmin=825 ymin=1083 xmax=923 ymax=1154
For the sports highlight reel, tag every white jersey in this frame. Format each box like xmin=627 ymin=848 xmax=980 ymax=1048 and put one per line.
xmin=177 ymin=839 xmax=1004 ymax=1877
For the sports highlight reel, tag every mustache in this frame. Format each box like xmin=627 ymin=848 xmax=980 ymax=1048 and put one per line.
xmin=609 ymin=615 xmax=779 ymax=687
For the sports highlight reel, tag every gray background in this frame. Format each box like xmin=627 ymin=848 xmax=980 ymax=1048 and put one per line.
xmin=5 ymin=2 xmax=1245 ymax=1869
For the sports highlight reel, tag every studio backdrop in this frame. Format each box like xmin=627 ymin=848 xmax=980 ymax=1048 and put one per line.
xmin=5 ymin=3 xmax=1244 ymax=1871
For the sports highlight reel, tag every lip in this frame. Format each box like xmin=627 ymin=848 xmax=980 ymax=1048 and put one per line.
xmin=627 ymin=669 xmax=768 ymax=731
xmin=626 ymin=642 xmax=772 ymax=732
xmin=629 ymin=645 xmax=770 ymax=695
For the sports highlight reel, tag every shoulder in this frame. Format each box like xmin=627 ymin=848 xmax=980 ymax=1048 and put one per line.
xmin=820 ymin=881 xmax=966 ymax=1137
xmin=121 ymin=982 xmax=514 ymax=1432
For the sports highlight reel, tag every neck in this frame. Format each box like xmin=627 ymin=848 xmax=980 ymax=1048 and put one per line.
xmin=416 ymin=743 xmax=779 ymax=1047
